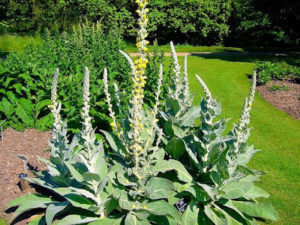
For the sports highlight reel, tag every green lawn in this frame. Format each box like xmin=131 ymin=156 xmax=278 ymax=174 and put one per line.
xmin=173 ymin=55 xmax=299 ymax=225
xmin=122 ymin=41 xmax=245 ymax=53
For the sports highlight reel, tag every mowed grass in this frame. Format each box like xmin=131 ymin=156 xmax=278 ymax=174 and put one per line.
xmin=0 ymin=34 xmax=42 ymax=53
xmin=122 ymin=41 xmax=245 ymax=53
xmin=0 ymin=218 xmax=8 ymax=225
xmin=173 ymin=55 xmax=299 ymax=224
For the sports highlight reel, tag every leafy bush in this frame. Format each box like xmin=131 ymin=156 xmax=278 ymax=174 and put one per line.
xmin=255 ymin=61 xmax=300 ymax=84
xmin=0 ymin=23 xmax=131 ymax=131
xmin=8 ymin=2 xmax=278 ymax=225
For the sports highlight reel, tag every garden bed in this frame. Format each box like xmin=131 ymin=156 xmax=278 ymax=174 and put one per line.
xmin=256 ymin=80 xmax=300 ymax=119
xmin=0 ymin=128 xmax=51 ymax=224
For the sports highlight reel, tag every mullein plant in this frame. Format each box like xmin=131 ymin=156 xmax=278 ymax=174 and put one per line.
xmin=162 ymin=53 xmax=279 ymax=224
xmin=8 ymin=0 xmax=191 ymax=225
xmin=8 ymin=68 xmax=115 ymax=225
xmin=101 ymin=0 xmax=193 ymax=224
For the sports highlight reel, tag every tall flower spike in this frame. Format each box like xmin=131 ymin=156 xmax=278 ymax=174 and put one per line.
xmin=196 ymin=74 xmax=212 ymax=101
xmin=50 ymin=69 xmax=62 ymax=135
xmin=81 ymin=67 xmax=93 ymax=138
xmin=103 ymin=68 xmax=117 ymax=131
xmin=170 ymin=41 xmax=182 ymax=100
xmin=232 ymin=71 xmax=257 ymax=152
xmin=183 ymin=55 xmax=190 ymax=104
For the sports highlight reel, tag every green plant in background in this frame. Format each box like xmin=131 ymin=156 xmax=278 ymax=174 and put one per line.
xmin=268 ymin=85 xmax=291 ymax=91
xmin=255 ymin=61 xmax=300 ymax=84
xmin=0 ymin=22 xmax=131 ymax=131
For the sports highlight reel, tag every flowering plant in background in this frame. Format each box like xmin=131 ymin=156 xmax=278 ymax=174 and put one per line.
xmin=7 ymin=0 xmax=278 ymax=224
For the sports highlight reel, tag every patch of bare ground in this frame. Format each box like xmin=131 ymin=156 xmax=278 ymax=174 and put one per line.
xmin=0 ymin=128 xmax=51 ymax=224
xmin=256 ymin=80 xmax=300 ymax=119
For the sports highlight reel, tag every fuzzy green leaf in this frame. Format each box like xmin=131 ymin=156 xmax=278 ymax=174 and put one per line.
xmin=88 ymin=218 xmax=122 ymax=225
xmin=146 ymin=177 xmax=174 ymax=200
xmin=182 ymin=200 xmax=199 ymax=225
xmin=15 ymin=98 xmax=34 ymax=125
xmin=150 ymin=159 xmax=192 ymax=183
xmin=145 ymin=200 xmax=181 ymax=223
xmin=52 ymin=215 xmax=98 ymax=225
xmin=0 ymin=97 xmax=14 ymax=118
xmin=45 ymin=201 xmax=69 ymax=225
xmin=166 ymin=137 xmax=185 ymax=159
xmin=232 ymin=201 xmax=279 ymax=221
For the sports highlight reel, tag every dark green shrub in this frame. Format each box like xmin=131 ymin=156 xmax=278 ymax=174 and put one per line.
xmin=255 ymin=61 xmax=300 ymax=84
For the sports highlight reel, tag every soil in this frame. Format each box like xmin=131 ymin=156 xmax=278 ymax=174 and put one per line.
xmin=256 ymin=80 xmax=300 ymax=119
xmin=0 ymin=128 xmax=51 ymax=224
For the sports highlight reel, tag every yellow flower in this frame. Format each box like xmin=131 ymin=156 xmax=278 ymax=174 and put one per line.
xmin=125 ymin=179 xmax=129 ymax=184
xmin=133 ymin=83 xmax=138 ymax=87
xmin=130 ymin=123 xmax=133 ymax=127
xmin=138 ymin=146 xmax=143 ymax=151
xmin=100 ymin=216 xmax=104 ymax=220
xmin=136 ymin=10 xmax=140 ymax=14
xmin=139 ymin=124 xmax=144 ymax=129
xmin=48 ymin=105 xmax=54 ymax=109
xmin=139 ymin=3 xmax=144 ymax=8
xmin=249 ymin=103 xmax=252 ymax=107
xmin=110 ymin=122 xmax=115 ymax=127
xmin=136 ymin=42 xmax=141 ymax=48
xmin=143 ymin=15 xmax=147 ymax=20
xmin=138 ymin=21 xmax=143 ymax=26
xmin=132 ymin=204 xmax=136 ymax=208
xmin=145 ymin=8 xmax=149 ymax=13
xmin=146 ymin=129 xmax=150 ymax=133
xmin=146 ymin=40 xmax=150 ymax=45
xmin=143 ymin=47 xmax=148 ymax=52
xmin=135 ymin=0 xmax=139 ymax=3
xmin=143 ymin=205 xmax=148 ymax=209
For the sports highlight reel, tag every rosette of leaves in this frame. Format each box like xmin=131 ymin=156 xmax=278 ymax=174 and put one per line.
xmin=8 ymin=69 xmax=115 ymax=225
xmin=170 ymin=73 xmax=279 ymax=224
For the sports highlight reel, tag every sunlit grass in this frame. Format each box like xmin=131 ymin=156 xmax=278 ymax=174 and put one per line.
xmin=0 ymin=34 xmax=42 ymax=53
xmin=122 ymin=40 xmax=245 ymax=53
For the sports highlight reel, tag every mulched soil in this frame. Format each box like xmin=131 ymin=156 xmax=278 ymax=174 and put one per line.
xmin=256 ymin=80 xmax=300 ymax=119
xmin=0 ymin=128 xmax=51 ymax=224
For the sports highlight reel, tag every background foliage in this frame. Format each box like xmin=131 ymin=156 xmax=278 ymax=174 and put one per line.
xmin=1 ymin=0 xmax=299 ymax=47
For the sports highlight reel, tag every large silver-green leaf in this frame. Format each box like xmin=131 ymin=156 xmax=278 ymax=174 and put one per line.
xmin=125 ymin=213 xmax=139 ymax=225
xmin=145 ymin=177 xmax=174 ymax=200
xmin=52 ymin=215 xmax=98 ymax=225
xmin=145 ymin=200 xmax=181 ymax=223
xmin=46 ymin=201 xmax=69 ymax=225
xmin=150 ymin=159 xmax=192 ymax=183
xmin=244 ymin=185 xmax=270 ymax=199
xmin=8 ymin=194 xmax=54 ymax=220
xmin=220 ymin=182 xmax=253 ymax=199
xmin=182 ymin=200 xmax=199 ymax=225
xmin=88 ymin=217 xmax=123 ymax=225
xmin=232 ymin=201 xmax=279 ymax=221
xmin=180 ymin=106 xmax=201 ymax=127
xmin=166 ymin=137 xmax=185 ymax=160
